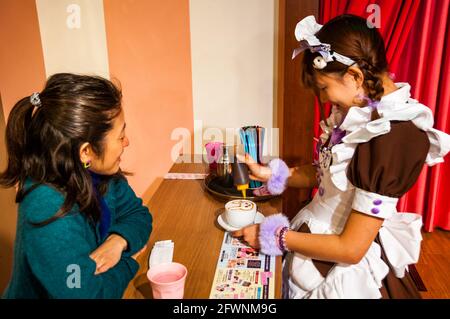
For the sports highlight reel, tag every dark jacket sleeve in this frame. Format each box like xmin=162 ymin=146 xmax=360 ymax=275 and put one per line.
xmin=107 ymin=177 xmax=153 ymax=257
xmin=347 ymin=121 xmax=430 ymax=198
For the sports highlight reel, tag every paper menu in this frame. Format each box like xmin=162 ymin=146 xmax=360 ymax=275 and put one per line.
xmin=209 ymin=232 xmax=275 ymax=299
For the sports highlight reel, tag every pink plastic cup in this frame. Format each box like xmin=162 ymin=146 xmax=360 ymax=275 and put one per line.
xmin=147 ymin=262 xmax=187 ymax=299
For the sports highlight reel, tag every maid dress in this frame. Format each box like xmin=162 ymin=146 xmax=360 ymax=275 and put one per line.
xmin=283 ymin=83 xmax=450 ymax=299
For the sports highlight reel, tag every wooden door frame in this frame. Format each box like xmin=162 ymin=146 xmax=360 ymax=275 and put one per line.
xmin=277 ymin=0 xmax=319 ymax=219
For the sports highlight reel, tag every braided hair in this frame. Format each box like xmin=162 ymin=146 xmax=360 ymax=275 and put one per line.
xmin=301 ymin=14 xmax=388 ymax=102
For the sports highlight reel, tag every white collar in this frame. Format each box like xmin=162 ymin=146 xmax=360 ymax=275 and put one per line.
xmin=379 ymin=82 xmax=411 ymax=104
xmin=339 ymin=82 xmax=412 ymax=133
xmin=324 ymin=82 xmax=450 ymax=193
xmin=333 ymin=82 xmax=450 ymax=166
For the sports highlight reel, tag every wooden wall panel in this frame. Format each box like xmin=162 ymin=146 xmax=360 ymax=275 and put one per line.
xmin=278 ymin=0 xmax=319 ymax=219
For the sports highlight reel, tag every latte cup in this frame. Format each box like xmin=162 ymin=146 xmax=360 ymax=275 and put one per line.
xmin=224 ymin=199 xmax=257 ymax=229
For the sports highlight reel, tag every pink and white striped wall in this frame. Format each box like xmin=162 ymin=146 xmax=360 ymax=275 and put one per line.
xmin=0 ymin=0 xmax=277 ymax=201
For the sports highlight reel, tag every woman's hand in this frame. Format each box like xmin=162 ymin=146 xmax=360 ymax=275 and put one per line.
xmin=236 ymin=153 xmax=272 ymax=183
xmin=90 ymin=234 xmax=128 ymax=275
xmin=231 ymin=224 xmax=261 ymax=249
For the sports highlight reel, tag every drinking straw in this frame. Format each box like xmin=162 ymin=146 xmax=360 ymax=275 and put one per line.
xmin=258 ymin=127 xmax=265 ymax=165
xmin=239 ymin=126 xmax=266 ymax=188
xmin=253 ymin=127 xmax=264 ymax=188
xmin=248 ymin=127 xmax=260 ymax=188
xmin=256 ymin=126 xmax=261 ymax=164
xmin=239 ymin=128 xmax=249 ymax=156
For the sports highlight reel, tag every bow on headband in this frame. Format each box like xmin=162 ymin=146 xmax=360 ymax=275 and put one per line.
xmin=292 ymin=16 xmax=356 ymax=69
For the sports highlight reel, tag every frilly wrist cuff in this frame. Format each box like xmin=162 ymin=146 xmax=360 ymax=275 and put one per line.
xmin=259 ymin=214 xmax=290 ymax=256
xmin=267 ymin=159 xmax=289 ymax=195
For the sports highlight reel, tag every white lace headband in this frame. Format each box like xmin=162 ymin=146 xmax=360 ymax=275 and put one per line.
xmin=292 ymin=15 xmax=356 ymax=69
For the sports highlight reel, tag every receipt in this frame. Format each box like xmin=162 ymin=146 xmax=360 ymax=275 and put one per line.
xmin=148 ymin=240 xmax=174 ymax=268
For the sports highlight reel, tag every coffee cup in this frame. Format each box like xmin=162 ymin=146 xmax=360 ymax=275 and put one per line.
xmin=224 ymin=199 xmax=257 ymax=229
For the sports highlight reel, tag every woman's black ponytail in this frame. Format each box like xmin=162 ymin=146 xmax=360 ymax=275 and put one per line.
xmin=0 ymin=96 xmax=36 ymax=187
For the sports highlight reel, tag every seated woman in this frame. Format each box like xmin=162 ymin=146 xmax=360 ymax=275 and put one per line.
xmin=1 ymin=73 xmax=152 ymax=298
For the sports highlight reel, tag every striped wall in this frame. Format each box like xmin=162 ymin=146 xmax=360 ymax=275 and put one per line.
xmin=0 ymin=0 xmax=279 ymax=200
xmin=35 ymin=0 xmax=110 ymax=78
xmin=103 ymin=0 xmax=194 ymax=201
xmin=0 ymin=0 xmax=46 ymax=118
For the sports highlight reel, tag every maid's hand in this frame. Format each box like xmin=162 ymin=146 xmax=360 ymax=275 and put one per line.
xmin=231 ymin=223 xmax=261 ymax=249
xmin=236 ymin=153 xmax=272 ymax=183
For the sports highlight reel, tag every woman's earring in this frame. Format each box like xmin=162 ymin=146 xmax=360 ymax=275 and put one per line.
xmin=83 ymin=161 xmax=91 ymax=169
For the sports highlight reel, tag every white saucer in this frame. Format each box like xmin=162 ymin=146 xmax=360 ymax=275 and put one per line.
xmin=217 ymin=212 xmax=265 ymax=232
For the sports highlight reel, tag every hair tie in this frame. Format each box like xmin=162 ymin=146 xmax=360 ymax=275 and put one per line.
xmin=30 ymin=92 xmax=42 ymax=108
xmin=357 ymin=93 xmax=380 ymax=111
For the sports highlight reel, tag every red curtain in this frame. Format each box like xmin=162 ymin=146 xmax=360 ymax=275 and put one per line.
xmin=315 ymin=0 xmax=450 ymax=231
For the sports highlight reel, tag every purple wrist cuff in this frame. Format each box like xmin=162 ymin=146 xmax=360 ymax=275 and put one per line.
xmin=267 ymin=159 xmax=289 ymax=195
xmin=259 ymin=214 xmax=290 ymax=256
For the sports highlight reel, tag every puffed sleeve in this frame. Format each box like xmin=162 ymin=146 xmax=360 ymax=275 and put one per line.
xmin=347 ymin=121 xmax=430 ymax=219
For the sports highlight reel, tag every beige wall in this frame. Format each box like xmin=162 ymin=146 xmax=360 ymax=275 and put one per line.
xmin=32 ymin=0 xmax=195 ymax=200
xmin=189 ymin=0 xmax=278 ymax=156
xmin=35 ymin=0 xmax=110 ymax=78
xmin=104 ymin=0 xmax=194 ymax=201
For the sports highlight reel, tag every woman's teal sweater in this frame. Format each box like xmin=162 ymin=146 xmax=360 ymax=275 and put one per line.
xmin=2 ymin=176 xmax=152 ymax=299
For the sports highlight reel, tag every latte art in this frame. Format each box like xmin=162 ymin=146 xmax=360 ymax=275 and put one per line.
xmin=224 ymin=199 xmax=257 ymax=228
xmin=226 ymin=200 xmax=256 ymax=212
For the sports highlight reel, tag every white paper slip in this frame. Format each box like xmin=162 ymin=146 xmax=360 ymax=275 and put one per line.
xmin=164 ymin=173 xmax=208 ymax=180
xmin=149 ymin=240 xmax=174 ymax=268
xmin=154 ymin=240 xmax=173 ymax=247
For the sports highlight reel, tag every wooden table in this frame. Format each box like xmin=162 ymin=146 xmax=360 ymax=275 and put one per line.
xmin=123 ymin=159 xmax=282 ymax=299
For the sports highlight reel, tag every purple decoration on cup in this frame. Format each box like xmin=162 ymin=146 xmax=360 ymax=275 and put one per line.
xmin=371 ymin=207 xmax=380 ymax=214
xmin=330 ymin=127 xmax=346 ymax=145
xmin=373 ymin=199 xmax=382 ymax=206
